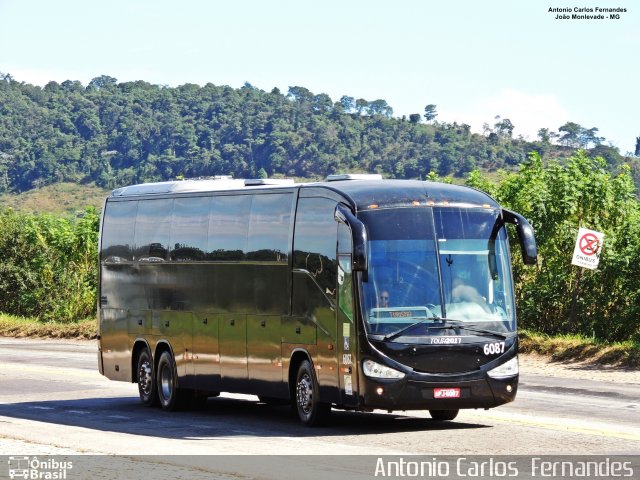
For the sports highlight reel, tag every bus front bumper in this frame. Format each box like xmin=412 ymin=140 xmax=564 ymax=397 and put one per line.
xmin=360 ymin=374 xmax=518 ymax=411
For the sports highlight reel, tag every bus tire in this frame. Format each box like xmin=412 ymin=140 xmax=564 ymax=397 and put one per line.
xmin=429 ymin=409 xmax=459 ymax=421
xmin=294 ymin=360 xmax=330 ymax=426
xmin=156 ymin=350 xmax=185 ymax=411
xmin=136 ymin=348 xmax=159 ymax=407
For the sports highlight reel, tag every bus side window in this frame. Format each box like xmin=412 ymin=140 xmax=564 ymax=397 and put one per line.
xmin=133 ymin=199 xmax=174 ymax=262
xmin=170 ymin=196 xmax=210 ymax=262
xmin=247 ymin=193 xmax=291 ymax=263
xmin=208 ymin=195 xmax=251 ymax=261
xmin=101 ymin=200 xmax=138 ymax=263
xmin=293 ymin=198 xmax=338 ymax=300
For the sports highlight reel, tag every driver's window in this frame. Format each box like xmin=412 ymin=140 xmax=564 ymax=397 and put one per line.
xmin=338 ymin=255 xmax=353 ymax=322
xmin=337 ymin=223 xmax=354 ymax=322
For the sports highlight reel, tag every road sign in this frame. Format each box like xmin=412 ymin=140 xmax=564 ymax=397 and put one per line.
xmin=571 ymin=227 xmax=604 ymax=270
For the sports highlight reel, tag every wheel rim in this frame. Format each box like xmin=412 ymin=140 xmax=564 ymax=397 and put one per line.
xmin=138 ymin=360 xmax=153 ymax=397
xmin=160 ymin=364 xmax=172 ymax=400
xmin=296 ymin=372 xmax=313 ymax=415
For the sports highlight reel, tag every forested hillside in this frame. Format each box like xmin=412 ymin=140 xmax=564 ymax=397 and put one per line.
xmin=0 ymin=74 xmax=639 ymax=341
xmin=1 ymin=73 xmax=637 ymax=193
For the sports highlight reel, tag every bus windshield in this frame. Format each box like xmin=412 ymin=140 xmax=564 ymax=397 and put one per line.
xmin=359 ymin=207 xmax=515 ymax=338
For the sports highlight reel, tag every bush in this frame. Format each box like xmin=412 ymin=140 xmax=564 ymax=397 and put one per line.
xmin=0 ymin=207 xmax=99 ymax=322
xmin=468 ymin=152 xmax=640 ymax=342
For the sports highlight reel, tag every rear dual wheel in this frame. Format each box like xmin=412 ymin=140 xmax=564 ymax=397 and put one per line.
xmin=156 ymin=350 xmax=191 ymax=410
xmin=136 ymin=349 xmax=189 ymax=410
xmin=137 ymin=349 xmax=159 ymax=407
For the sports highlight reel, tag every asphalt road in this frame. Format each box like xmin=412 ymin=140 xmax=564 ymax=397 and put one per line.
xmin=0 ymin=337 xmax=638 ymax=478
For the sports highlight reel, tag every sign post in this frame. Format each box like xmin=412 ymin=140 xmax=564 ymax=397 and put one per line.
xmin=571 ymin=227 xmax=605 ymax=270
xmin=569 ymin=227 xmax=605 ymax=327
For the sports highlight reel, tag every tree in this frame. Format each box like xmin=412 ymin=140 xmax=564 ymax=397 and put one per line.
xmin=482 ymin=152 xmax=640 ymax=341
xmin=579 ymin=127 xmax=603 ymax=148
xmin=537 ymin=128 xmax=552 ymax=144
xmin=368 ymin=99 xmax=393 ymax=118
xmin=494 ymin=116 xmax=514 ymax=138
xmin=635 ymin=136 xmax=640 ymax=156
xmin=355 ymin=98 xmax=369 ymax=115
xmin=424 ymin=104 xmax=437 ymax=122
xmin=409 ymin=114 xmax=421 ymax=124
xmin=338 ymin=96 xmax=355 ymax=113
xmin=287 ymin=86 xmax=313 ymax=104
xmin=88 ymin=75 xmax=118 ymax=90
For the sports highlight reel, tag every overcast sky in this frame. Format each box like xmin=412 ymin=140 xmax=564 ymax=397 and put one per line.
xmin=1 ymin=0 xmax=638 ymax=154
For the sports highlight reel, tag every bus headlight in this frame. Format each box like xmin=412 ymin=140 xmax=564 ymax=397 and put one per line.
xmin=487 ymin=356 xmax=519 ymax=379
xmin=363 ymin=359 xmax=405 ymax=379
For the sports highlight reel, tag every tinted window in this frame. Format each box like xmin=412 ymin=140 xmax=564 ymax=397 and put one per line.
xmin=134 ymin=199 xmax=174 ymax=261
xmin=360 ymin=208 xmax=434 ymax=241
xmin=208 ymin=195 xmax=251 ymax=261
xmin=293 ymin=198 xmax=337 ymax=299
xmin=170 ymin=196 xmax=210 ymax=262
xmin=101 ymin=200 xmax=138 ymax=263
xmin=433 ymin=208 xmax=498 ymax=239
xmin=247 ymin=193 xmax=292 ymax=263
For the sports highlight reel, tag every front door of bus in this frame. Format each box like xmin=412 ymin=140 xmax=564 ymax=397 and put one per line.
xmin=337 ymin=223 xmax=358 ymax=406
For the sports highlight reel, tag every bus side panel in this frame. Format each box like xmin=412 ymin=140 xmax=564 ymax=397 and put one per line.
xmin=100 ymin=260 xmax=141 ymax=382
xmin=100 ymin=307 xmax=131 ymax=382
xmin=219 ymin=313 xmax=248 ymax=391
xmin=290 ymin=271 xmax=339 ymax=403
xmin=247 ymin=314 xmax=285 ymax=396
xmin=246 ymin=263 xmax=289 ymax=396
xmin=154 ymin=310 xmax=195 ymax=388
xmin=191 ymin=312 xmax=221 ymax=391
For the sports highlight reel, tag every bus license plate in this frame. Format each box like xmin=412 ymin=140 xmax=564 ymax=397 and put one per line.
xmin=434 ymin=388 xmax=460 ymax=399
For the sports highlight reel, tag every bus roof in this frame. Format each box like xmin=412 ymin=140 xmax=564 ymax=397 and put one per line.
xmin=315 ymin=179 xmax=499 ymax=211
xmin=109 ymin=177 xmax=499 ymax=210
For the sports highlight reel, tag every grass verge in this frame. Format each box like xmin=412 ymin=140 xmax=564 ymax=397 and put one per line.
xmin=1 ymin=315 xmax=638 ymax=368
xmin=519 ymin=330 xmax=640 ymax=368
xmin=0 ymin=314 xmax=96 ymax=339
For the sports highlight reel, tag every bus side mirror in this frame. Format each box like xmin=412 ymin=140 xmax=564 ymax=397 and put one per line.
xmin=502 ymin=209 xmax=537 ymax=265
xmin=335 ymin=204 xmax=368 ymax=272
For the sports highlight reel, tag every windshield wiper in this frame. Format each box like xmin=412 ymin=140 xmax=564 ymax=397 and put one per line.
xmin=381 ymin=317 xmax=508 ymax=342
xmin=428 ymin=318 xmax=507 ymax=340
xmin=382 ymin=317 xmax=441 ymax=341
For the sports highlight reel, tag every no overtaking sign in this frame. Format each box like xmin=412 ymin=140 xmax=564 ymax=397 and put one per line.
xmin=571 ymin=227 xmax=604 ymax=270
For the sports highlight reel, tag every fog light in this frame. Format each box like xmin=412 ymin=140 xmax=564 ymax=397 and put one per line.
xmin=376 ymin=387 xmax=384 ymax=395
xmin=506 ymin=384 xmax=513 ymax=393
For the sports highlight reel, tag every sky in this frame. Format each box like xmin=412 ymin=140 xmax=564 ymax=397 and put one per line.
xmin=1 ymin=0 xmax=638 ymax=154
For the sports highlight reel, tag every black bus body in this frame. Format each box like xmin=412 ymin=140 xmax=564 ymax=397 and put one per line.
xmin=97 ymin=176 xmax=536 ymax=425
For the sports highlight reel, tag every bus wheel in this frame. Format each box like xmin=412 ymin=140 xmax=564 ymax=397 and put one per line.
xmin=156 ymin=351 xmax=184 ymax=411
xmin=137 ymin=349 xmax=158 ymax=407
xmin=295 ymin=360 xmax=330 ymax=426
xmin=429 ymin=409 xmax=459 ymax=421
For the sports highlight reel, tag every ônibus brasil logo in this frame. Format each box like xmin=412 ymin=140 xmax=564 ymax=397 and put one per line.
xmin=7 ymin=456 xmax=73 ymax=479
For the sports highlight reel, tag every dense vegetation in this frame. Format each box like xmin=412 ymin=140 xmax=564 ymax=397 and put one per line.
xmin=0 ymin=207 xmax=98 ymax=322
xmin=1 ymin=73 xmax=638 ymax=194
xmin=468 ymin=152 xmax=640 ymax=342
xmin=0 ymin=152 xmax=638 ymax=344
xmin=0 ymin=74 xmax=638 ymax=344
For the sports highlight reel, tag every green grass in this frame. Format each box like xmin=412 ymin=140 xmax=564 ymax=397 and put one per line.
xmin=0 ymin=313 xmax=97 ymax=339
xmin=0 ymin=182 xmax=108 ymax=216
xmin=1 ymin=314 xmax=638 ymax=368
xmin=519 ymin=330 xmax=640 ymax=368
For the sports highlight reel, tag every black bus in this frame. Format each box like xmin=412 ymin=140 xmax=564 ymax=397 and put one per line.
xmin=97 ymin=174 xmax=536 ymax=425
